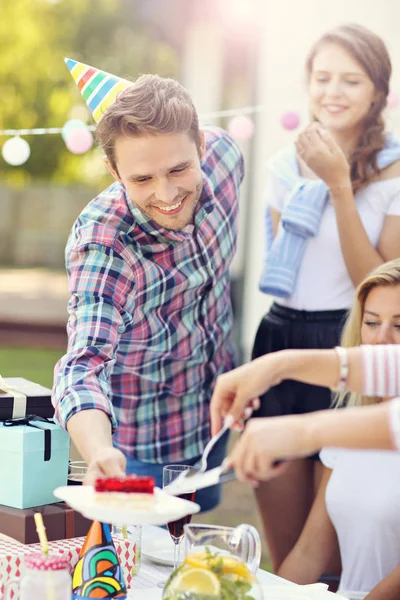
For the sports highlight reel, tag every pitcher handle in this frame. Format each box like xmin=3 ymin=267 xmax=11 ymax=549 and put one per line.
xmin=3 ymin=578 xmax=20 ymax=600
xmin=230 ymin=524 xmax=262 ymax=574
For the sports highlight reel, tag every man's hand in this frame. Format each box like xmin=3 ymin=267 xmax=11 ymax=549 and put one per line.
xmin=84 ymin=447 xmax=127 ymax=485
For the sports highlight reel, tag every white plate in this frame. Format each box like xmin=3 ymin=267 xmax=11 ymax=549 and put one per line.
xmin=141 ymin=536 xmax=176 ymax=566
xmin=53 ymin=486 xmax=200 ymax=526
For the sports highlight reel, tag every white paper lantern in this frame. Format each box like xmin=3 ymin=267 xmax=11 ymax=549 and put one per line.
xmin=2 ymin=137 xmax=31 ymax=166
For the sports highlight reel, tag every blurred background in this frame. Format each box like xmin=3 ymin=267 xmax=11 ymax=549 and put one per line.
xmin=2 ymin=0 xmax=400 ymax=566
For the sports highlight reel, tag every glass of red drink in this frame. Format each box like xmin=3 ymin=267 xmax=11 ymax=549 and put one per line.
xmin=164 ymin=465 xmax=196 ymax=570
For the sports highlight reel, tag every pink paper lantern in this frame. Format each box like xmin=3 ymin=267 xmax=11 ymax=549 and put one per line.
xmin=65 ymin=128 xmax=94 ymax=154
xmin=61 ymin=119 xmax=87 ymax=143
xmin=227 ymin=115 xmax=255 ymax=142
xmin=387 ymin=91 xmax=400 ymax=110
xmin=280 ymin=111 xmax=301 ymax=131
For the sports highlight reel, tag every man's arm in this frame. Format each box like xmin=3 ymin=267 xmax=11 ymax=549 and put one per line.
xmin=67 ymin=409 xmax=126 ymax=484
xmin=53 ymin=240 xmax=134 ymax=482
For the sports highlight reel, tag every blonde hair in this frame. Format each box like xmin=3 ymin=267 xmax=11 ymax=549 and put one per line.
xmin=335 ymin=258 xmax=400 ymax=407
xmin=95 ymin=74 xmax=201 ymax=171
xmin=306 ymin=23 xmax=392 ymax=193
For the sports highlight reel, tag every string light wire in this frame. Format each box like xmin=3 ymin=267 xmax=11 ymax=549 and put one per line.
xmin=0 ymin=105 xmax=263 ymax=137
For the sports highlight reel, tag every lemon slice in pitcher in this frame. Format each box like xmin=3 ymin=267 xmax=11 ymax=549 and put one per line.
xmin=174 ymin=567 xmax=221 ymax=596
xmin=221 ymin=556 xmax=257 ymax=582
xmin=184 ymin=552 xmax=209 ymax=569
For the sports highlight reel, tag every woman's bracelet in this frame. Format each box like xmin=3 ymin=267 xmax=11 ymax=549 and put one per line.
xmin=334 ymin=346 xmax=349 ymax=391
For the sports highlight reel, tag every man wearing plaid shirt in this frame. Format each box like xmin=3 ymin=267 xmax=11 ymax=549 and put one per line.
xmin=53 ymin=73 xmax=244 ymax=511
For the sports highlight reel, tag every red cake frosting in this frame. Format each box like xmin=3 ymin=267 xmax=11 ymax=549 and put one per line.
xmin=95 ymin=475 xmax=155 ymax=494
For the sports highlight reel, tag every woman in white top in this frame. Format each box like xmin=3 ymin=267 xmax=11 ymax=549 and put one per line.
xmin=252 ymin=23 xmax=400 ymax=570
xmin=227 ymin=260 xmax=400 ymax=599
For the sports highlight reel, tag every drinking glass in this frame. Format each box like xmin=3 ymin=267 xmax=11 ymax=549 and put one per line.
xmin=67 ymin=460 xmax=87 ymax=485
xmin=157 ymin=464 xmax=196 ymax=589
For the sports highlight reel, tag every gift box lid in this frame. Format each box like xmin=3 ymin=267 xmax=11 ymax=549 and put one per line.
xmin=0 ymin=378 xmax=54 ymax=421
xmin=0 ymin=378 xmax=52 ymax=402
xmin=0 ymin=421 xmax=70 ymax=453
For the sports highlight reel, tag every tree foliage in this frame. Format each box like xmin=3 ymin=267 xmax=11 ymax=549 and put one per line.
xmin=0 ymin=0 xmax=178 ymax=187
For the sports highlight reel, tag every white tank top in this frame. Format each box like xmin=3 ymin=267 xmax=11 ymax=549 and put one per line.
xmin=320 ymin=447 xmax=400 ymax=596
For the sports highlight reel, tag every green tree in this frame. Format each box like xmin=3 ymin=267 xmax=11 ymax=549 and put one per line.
xmin=0 ymin=0 xmax=178 ymax=187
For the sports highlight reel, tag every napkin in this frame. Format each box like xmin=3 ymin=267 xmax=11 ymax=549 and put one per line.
xmin=262 ymin=583 xmax=347 ymax=599
xmin=128 ymin=591 xmax=161 ymax=600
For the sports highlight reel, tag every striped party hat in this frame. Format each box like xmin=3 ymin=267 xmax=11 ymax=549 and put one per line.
xmin=64 ymin=58 xmax=132 ymax=123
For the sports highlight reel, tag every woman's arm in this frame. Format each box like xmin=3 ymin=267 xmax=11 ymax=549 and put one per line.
xmin=330 ymin=186 xmax=400 ymax=286
xmin=210 ymin=345 xmax=400 ymax=436
xmin=226 ymin=403 xmax=394 ymax=483
xmin=277 ymin=467 xmax=340 ymax=583
xmin=211 ymin=347 xmax=356 ymax=435
xmin=335 ymin=160 xmax=400 ymax=287
xmin=365 ymin=563 xmax=400 ymax=600
xmin=211 ymin=345 xmax=400 ymax=481
xmin=270 ymin=206 xmax=281 ymax=237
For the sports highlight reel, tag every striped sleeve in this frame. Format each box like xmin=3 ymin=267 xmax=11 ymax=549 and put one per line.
xmin=389 ymin=398 xmax=400 ymax=451
xmin=361 ymin=345 xmax=400 ymax=397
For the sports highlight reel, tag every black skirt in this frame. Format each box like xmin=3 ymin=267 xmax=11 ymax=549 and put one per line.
xmin=252 ymin=302 xmax=348 ymax=418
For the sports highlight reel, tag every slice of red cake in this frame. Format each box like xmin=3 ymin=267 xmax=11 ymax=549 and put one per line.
xmin=94 ymin=475 xmax=156 ymax=510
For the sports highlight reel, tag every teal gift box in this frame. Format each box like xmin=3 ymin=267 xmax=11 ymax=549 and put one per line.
xmin=0 ymin=417 xmax=70 ymax=509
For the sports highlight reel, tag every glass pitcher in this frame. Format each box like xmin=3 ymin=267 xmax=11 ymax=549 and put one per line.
xmin=162 ymin=523 xmax=263 ymax=599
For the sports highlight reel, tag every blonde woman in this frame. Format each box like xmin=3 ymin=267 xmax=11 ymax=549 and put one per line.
xmin=216 ymin=260 xmax=400 ymax=599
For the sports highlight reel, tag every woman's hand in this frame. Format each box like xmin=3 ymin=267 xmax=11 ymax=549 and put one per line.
xmin=225 ymin=415 xmax=313 ymax=483
xmin=296 ymin=123 xmax=351 ymax=189
xmin=210 ymin=353 xmax=285 ymax=436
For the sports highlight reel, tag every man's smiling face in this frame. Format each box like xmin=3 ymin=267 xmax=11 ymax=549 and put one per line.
xmin=106 ymin=132 xmax=204 ymax=230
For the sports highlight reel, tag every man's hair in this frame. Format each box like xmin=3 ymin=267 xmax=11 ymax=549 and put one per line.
xmin=96 ymin=74 xmax=201 ymax=171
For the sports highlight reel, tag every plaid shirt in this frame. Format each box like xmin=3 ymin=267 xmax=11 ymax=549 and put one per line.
xmin=53 ymin=127 xmax=244 ymax=463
